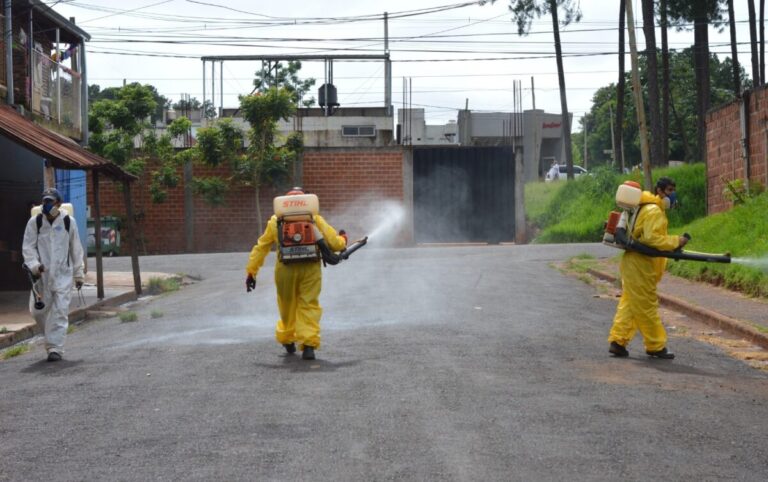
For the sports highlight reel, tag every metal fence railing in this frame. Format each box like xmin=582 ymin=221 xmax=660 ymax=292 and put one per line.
xmin=31 ymin=49 xmax=81 ymax=136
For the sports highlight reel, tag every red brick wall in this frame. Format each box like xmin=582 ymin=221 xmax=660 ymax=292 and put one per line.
xmin=302 ymin=147 xmax=406 ymax=242
xmin=706 ymin=85 xmax=768 ymax=214
xmin=88 ymin=146 xmax=407 ymax=254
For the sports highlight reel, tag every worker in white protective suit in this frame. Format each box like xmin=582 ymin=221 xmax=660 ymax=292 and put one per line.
xmin=22 ymin=188 xmax=85 ymax=361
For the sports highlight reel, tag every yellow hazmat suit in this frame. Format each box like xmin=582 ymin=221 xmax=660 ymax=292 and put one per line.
xmin=246 ymin=214 xmax=347 ymax=350
xmin=608 ymin=191 xmax=681 ymax=352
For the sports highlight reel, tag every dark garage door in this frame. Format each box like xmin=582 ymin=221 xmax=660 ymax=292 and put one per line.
xmin=413 ymin=146 xmax=515 ymax=243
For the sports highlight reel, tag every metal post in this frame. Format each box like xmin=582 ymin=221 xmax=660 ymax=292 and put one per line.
xmin=202 ymin=60 xmax=206 ymax=122
xmin=514 ymin=147 xmax=526 ymax=244
xmin=92 ymin=171 xmax=104 ymax=299
xmin=210 ymin=60 xmax=214 ymax=119
xmin=81 ymin=40 xmax=88 ymax=144
xmin=219 ymin=60 xmax=223 ymax=117
xmin=56 ymin=28 xmax=61 ymax=123
xmin=122 ymin=180 xmax=142 ymax=295
xmin=5 ymin=0 xmax=14 ymax=105
xmin=184 ymin=158 xmax=194 ymax=252
xmin=384 ymin=12 xmax=391 ymax=115
xmin=609 ymin=104 xmax=616 ymax=167
xmin=583 ymin=120 xmax=588 ymax=170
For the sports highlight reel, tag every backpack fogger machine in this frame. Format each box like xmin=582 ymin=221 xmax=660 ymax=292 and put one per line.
xmin=602 ymin=181 xmax=731 ymax=263
xmin=273 ymin=193 xmax=367 ymax=266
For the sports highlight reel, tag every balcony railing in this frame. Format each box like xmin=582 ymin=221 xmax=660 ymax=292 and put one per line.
xmin=30 ymin=49 xmax=81 ymax=138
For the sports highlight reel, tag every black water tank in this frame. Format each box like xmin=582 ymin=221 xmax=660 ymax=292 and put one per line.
xmin=318 ymin=83 xmax=339 ymax=107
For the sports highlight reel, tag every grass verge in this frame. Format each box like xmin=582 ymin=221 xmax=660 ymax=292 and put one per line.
xmin=2 ymin=344 xmax=30 ymax=360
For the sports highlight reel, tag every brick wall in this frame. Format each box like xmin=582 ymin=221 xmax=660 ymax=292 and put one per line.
xmin=302 ymin=147 xmax=406 ymax=242
xmin=706 ymin=85 xmax=768 ymax=214
xmin=88 ymin=146 xmax=408 ymax=254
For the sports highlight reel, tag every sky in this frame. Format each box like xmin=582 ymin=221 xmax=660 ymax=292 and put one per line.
xmin=49 ymin=0 xmax=759 ymax=129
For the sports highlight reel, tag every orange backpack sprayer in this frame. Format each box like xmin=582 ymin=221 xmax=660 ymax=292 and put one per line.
xmin=602 ymin=181 xmax=731 ymax=264
xmin=273 ymin=193 xmax=368 ymax=266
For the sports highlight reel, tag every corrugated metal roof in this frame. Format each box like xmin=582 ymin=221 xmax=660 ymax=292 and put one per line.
xmin=0 ymin=105 xmax=135 ymax=181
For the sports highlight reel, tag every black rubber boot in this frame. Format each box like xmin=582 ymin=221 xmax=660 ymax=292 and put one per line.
xmin=283 ymin=343 xmax=296 ymax=354
xmin=646 ymin=347 xmax=675 ymax=359
xmin=302 ymin=346 xmax=315 ymax=360
xmin=609 ymin=342 xmax=629 ymax=357
xmin=47 ymin=352 xmax=62 ymax=362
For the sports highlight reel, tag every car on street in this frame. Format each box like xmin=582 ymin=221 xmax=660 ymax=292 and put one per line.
xmin=545 ymin=164 xmax=589 ymax=182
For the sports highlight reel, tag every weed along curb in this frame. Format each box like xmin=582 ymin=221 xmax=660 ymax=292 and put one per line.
xmin=587 ymin=268 xmax=768 ymax=351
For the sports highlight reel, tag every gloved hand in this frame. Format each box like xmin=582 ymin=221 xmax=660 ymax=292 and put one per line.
xmin=246 ymin=274 xmax=256 ymax=292
xmin=75 ymin=276 xmax=84 ymax=290
xmin=339 ymin=229 xmax=348 ymax=245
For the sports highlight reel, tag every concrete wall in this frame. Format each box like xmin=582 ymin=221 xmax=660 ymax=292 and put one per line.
xmin=706 ymin=85 xmax=768 ymax=214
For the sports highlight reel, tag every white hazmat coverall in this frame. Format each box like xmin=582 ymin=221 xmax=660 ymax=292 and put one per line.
xmin=22 ymin=213 xmax=85 ymax=355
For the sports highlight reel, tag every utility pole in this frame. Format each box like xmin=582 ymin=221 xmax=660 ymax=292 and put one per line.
xmin=609 ymin=104 xmax=617 ymax=168
xmin=625 ymin=0 xmax=653 ymax=189
xmin=583 ymin=120 xmax=588 ymax=170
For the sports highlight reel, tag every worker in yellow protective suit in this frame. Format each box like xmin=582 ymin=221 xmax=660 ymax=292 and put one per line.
xmin=608 ymin=177 xmax=687 ymax=359
xmin=245 ymin=188 xmax=347 ymax=360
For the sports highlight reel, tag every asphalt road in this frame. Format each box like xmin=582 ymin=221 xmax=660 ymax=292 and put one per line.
xmin=2 ymin=244 xmax=768 ymax=481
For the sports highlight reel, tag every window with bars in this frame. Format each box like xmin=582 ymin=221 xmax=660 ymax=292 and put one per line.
xmin=341 ymin=125 xmax=376 ymax=137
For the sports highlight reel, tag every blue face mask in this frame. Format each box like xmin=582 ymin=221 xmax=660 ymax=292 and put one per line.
xmin=42 ymin=203 xmax=53 ymax=214
xmin=667 ymin=191 xmax=678 ymax=208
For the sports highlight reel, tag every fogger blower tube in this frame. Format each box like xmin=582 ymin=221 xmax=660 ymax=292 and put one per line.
xmin=22 ymin=264 xmax=45 ymax=310
xmin=602 ymin=181 xmax=731 ymax=264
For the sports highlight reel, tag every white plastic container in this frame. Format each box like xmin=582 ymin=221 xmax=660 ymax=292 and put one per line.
xmin=615 ymin=181 xmax=642 ymax=210
xmin=273 ymin=194 xmax=319 ymax=221
xmin=30 ymin=203 xmax=74 ymax=217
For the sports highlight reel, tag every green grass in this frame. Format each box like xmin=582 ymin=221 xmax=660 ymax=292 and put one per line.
xmin=150 ymin=310 xmax=164 ymax=319
xmin=525 ymin=163 xmax=707 ymax=244
xmin=0 ymin=326 xmax=8 ymax=334
xmin=667 ymin=191 xmax=768 ymax=298
xmin=67 ymin=324 xmax=76 ymax=334
xmin=147 ymin=276 xmax=181 ymax=295
xmin=119 ymin=311 xmax=138 ymax=322
xmin=2 ymin=344 xmax=30 ymax=360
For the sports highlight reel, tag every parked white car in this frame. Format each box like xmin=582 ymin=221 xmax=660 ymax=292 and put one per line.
xmin=545 ymin=164 xmax=589 ymax=182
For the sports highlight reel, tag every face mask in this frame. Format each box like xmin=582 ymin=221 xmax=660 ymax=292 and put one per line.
xmin=42 ymin=203 xmax=53 ymax=214
xmin=667 ymin=191 xmax=678 ymax=208
xmin=49 ymin=206 xmax=60 ymax=217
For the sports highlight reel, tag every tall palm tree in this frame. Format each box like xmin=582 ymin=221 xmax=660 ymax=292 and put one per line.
xmin=661 ymin=0 xmax=670 ymax=164
xmin=748 ymin=0 xmax=760 ymax=86
xmin=642 ymin=0 xmax=663 ymax=165
xmin=616 ymin=0 xmax=626 ymax=171
xmin=728 ymin=0 xmax=742 ymax=96
xmin=507 ymin=0 xmax=582 ymax=179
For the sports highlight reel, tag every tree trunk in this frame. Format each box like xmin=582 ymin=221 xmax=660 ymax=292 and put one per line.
xmin=616 ymin=0 xmax=626 ymax=172
xmin=728 ymin=0 xmax=742 ymax=97
xmin=670 ymin=89 xmax=692 ymax=162
xmin=255 ymin=184 xmax=263 ymax=235
xmin=549 ymin=0 xmax=574 ymax=179
xmin=761 ymin=0 xmax=765 ymax=84
xmin=661 ymin=0 xmax=670 ymax=164
xmin=693 ymin=7 xmax=710 ymax=163
xmin=748 ymin=0 xmax=760 ymax=86
xmin=642 ymin=0 xmax=663 ymax=166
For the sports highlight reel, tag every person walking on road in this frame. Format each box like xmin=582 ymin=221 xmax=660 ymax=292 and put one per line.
xmin=245 ymin=187 xmax=347 ymax=360
xmin=608 ymin=177 xmax=686 ymax=359
xmin=22 ymin=188 xmax=85 ymax=362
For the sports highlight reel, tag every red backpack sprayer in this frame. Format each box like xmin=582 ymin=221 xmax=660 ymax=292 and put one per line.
xmin=602 ymin=181 xmax=731 ymax=264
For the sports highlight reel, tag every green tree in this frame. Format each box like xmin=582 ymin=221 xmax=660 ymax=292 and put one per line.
xmin=254 ymin=60 xmax=316 ymax=107
xmin=667 ymin=0 xmax=727 ymax=162
xmin=573 ymin=49 xmax=747 ymax=169
xmin=88 ymin=83 xmax=191 ymax=202
xmin=193 ymin=88 xmax=302 ymax=232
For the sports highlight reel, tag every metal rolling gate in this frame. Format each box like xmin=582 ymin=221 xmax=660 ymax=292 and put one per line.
xmin=413 ymin=146 xmax=516 ymax=243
